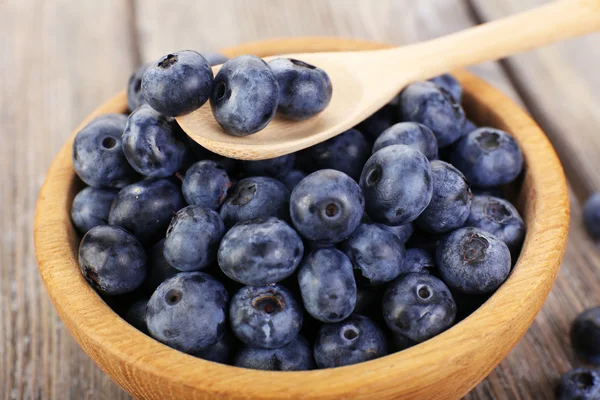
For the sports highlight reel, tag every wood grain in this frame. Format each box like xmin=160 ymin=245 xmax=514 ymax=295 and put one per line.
xmin=0 ymin=1 xmax=136 ymax=399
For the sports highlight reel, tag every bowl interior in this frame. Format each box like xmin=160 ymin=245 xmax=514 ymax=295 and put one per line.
xmin=34 ymin=38 xmax=569 ymax=400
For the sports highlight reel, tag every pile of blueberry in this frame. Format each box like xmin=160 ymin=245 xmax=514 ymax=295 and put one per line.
xmin=135 ymin=50 xmax=332 ymax=136
xmin=72 ymin=49 xmax=528 ymax=371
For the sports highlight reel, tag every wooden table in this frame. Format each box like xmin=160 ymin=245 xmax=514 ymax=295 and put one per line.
xmin=2 ymin=1 xmax=600 ymax=398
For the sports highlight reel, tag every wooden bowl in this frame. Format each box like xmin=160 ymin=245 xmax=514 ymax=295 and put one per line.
xmin=34 ymin=37 xmax=570 ymax=400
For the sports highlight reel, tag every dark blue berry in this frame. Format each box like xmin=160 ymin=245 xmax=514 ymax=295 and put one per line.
xmin=193 ymin=328 xmax=235 ymax=364
xmin=123 ymin=297 xmax=149 ymax=334
xmin=71 ymin=187 xmax=118 ymax=234
xmin=142 ymin=50 xmax=213 ymax=117
xmin=146 ymin=272 xmax=228 ymax=353
xmin=463 ymin=119 xmax=478 ymax=135
xmin=314 ymin=314 xmax=387 ymax=368
xmin=584 ymin=193 xmax=600 ymax=240
xmin=220 ymin=177 xmax=289 ymax=227
xmin=127 ymin=62 xmax=150 ymax=111
xmin=210 ymin=55 xmax=279 ymax=136
xmin=372 ymin=122 xmax=438 ymax=160
xmin=416 ymin=160 xmax=472 ymax=234
xmin=202 ymin=51 xmax=229 ymax=66
xmin=182 ymin=160 xmax=231 ymax=209
xmin=141 ymin=239 xmax=179 ymax=294
xmin=235 ymin=335 xmax=314 ymax=371
xmin=218 ymin=217 xmax=304 ymax=285
xmin=341 ymin=223 xmax=406 ymax=285
xmin=290 ymin=169 xmax=364 ymax=243
xmin=556 ymin=368 xmax=600 ymax=400
xmin=108 ymin=178 xmax=185 ymax=244
xmin=437 ymin=227 xmax=511 ymax=294
xmin=300 ymin=129 xmax=370 ymax=181
xmin=298 ymin=248 xmax=357 ymax=322
xmin=122 ymin=105 xmax=188 ymax=177
xmin=356 ymin=105 xmax=396 ymax=142
xmin=269 ymin=58 xmax=332 ymax=120
xmin=279 ymin=169 xmax=307 ymax=191
xmin=377 ymin=222 xmax=414 ymax=244
xmin=78 ymin=225 xmax=146 ymax=295
xmin=163 ymin=206 xmax=225 ymax=271
xmin=399 ymin=81 xmax=466 ymax=147
xmin=429 ymin=73 xmax=462 ymax=103
xmin=465 ymin=195 xmax=525 ymax=255
xmin=73 ymin=114 xmax=138 ymax=188
xmin=451 ymin=128 xmax=523 ymax=188
xmin=403 ymin=248 xmax=435 ymax=274
xmin=383 ymin=273 xmax=456 ymax=342
xmin=230 ymin=284 xmax=302 ymax=349
xmin=360 ymin=145 xmax=432 ymax=225
xmin=572 ymin=307 xmax=600 ymax=365
xmin=242 ymin=153 xmax=296 ymax=178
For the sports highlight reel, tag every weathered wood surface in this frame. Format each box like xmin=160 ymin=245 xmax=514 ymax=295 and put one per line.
xmin=1 ymin=0 xmax=598 ymax=398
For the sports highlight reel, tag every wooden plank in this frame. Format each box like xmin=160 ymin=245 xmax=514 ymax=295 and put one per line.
xmin=0 ymin=1 xmax=137 ymax=399
xmin=470 ymin=0 xmax=600 ymax=201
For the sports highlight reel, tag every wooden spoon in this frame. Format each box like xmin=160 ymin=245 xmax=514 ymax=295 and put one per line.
xmin=177 ymin=0 xmax=600 ymax=160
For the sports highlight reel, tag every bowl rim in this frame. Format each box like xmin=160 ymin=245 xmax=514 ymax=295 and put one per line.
xmin=34 ymin=37 xmax=570 ymax=400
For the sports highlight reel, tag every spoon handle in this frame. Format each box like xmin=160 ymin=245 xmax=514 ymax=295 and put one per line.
xmin=375 ymin=0 xmax=600 ymax=82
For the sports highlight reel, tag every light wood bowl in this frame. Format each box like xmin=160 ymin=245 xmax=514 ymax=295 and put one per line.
xmin=34 ymin=37 xmax=570 ymax=400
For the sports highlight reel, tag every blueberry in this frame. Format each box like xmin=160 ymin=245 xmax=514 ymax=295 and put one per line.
xmin=429 ymin=73 xmax=462 ymax=103
xmin=268 ymin=58 xmax=332 ymax=120
xmin=242 ymin=153 xmax=296 ymax=178
xmin=377 ymin=222 xmax=414 ymax=244
xmin=451 ymin=128 xmax=524 ymax=188
xmin=341 ymin=223 xmax=406 ymax=285
xmin=298 ymin=248 xmax=357 ymax=322
xmin=405 ymin=229 xmax=445 ymax=255
xmin=210 ymin=55 xmax=279 ymax=136
xmin=108 ymin=178 xmax=185 ymax=244
xmin=193 ymin=328 xmax=235 ymax=364
xmin=360 ymin=145 xmax=433 ymax=225
xmin=184 ymin=136 xmax=237 ymax=173
xmin=71 ymin=187 xmax=118 ymax=234
xmin=372 ymin=122 xmax=438 ymax=160
xmin=465 ymin=195 xmax=525 ymax=255
xmin=229 ymin=284 xmax=302 ymax=349
xmin=290 ymin=169 xmax=364 ymax=243
xmin=72 ymin=114 xmax=138 ymax=188
xmin=437 ymin=227 xmax=511 ymax=294
xmin=584 ymin=193 xmax=600 ymax=239
xmin=383 ymin=273 xmax=456 ymax=342
xmin=218 ymin=217 xmax=304 ymax=285
xmin=202 ymin=51 xmax=229 ymax=66
xmin=356 ymin=105 xmax=396 ymax=142
xmin=572 ymin=307 xmax=600 ymax=365
xmin=313 ymin=314 xmax=387 ymax=368
xmin=279 ymin=169 xmax=307 ymax=191
xmin=399 ymin=81 xmax=466 ymax=147
xmin=220 ymin=177 xmax=290 ymax=227
xmin=403 ymin=248 xmax=435 ymax=274
xmin=141 ymin=239 xmax=179 ymax=294
xmin=556 ymin=368 xmax=600 ymax=400
xmin=123 ymin=297 xmax=149 ymax=334
xmin=122 ymin=105 xmax=188 ymax=177
xmin=463 ymin=119 xmax=478 ymax=135
xmin=163 ymin=206 xmax=225 ymax=272
xmin=416 ymin=160 xmax=472 ymax=234
xmin=146 ymin=272 xmax=228 ymax=353
xmin=78 ymin=225 xmax=146 ymax=295
xmin=127 ymin=62 xmax=150 ymax=111
xmin=300 ymin=129 xmax=371 ymax=181
xmin=235 ymin=335 xmax=314 ymax=371
xmin=142 ymin=50 xmax=213 ymax=117
xmin=182 ymin=160 xmax=231 ymax=209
